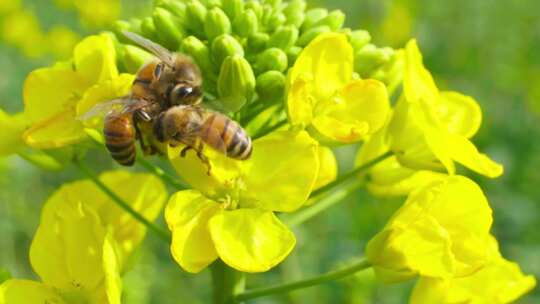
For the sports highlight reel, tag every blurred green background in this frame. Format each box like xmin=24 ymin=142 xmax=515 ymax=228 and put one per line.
xmin=1 ymin=0 xmax=539 ymax=303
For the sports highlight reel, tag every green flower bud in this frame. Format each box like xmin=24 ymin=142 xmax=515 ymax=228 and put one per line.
xmin=233 ymin=8 xmax=258 ymax=37
xmin=157 ymin=0 xmax=187 ymax=20
xmin=185 ymin=0 xmax=208 ymax=37
xmin=266 ymin=12 xmax=286 ymax=32
xmin=218 ymin=55 xmax=256 ymax=111
xmin=286 ymin=46 xmax=302 ymax=64
xmin=301 ymin=8 xmax=328 ymax=32
xmin=181 ymin=36 xmax=217 ymax=83
xmin=256 ymin=70 xmax=286 ymax=103
xmin=123 ymin=45 xmax=154 ymax=74
xmin=268 ymin=25 xmax=299 ymax=50
xmin=247 ymin=32 xmax=269 ymax=53
xmin=244 ymin=0 xmax=263 ymax=20
xmin=283 ymin=0 xmax=306 ymax=28
xmin=200 ymin=0 xmax=222 ymax=8
xmin=255 ymin=48 xmax=288 ymax=73
xmin=313 ymin=9 xmax=345 ymax=31
xmin=153 ymin=7 xmax=185 ymax=50
xmin=298 ymin=25 xmax=330 ymax=47
xmin=141 ymin=17 xmax=159 ymax=42
xmin=211 ymin=34 xmax=244 ymax=68
xmin=129 ymin=18 xmax=142 ymax=33
xmin=262 ymin=0 xmax=282 ymax=10
xmin=222 ymin=0 xmax=244 ymax=20
xmin=112 ymin=21 xmax=133 ymax=43
xmin=354 ymin=44 xmax=394 ymax=77
xmin=205 ymin=7 xmax=232 ymax=40
xmin=348 ymin=29 xmax=371 ymax=50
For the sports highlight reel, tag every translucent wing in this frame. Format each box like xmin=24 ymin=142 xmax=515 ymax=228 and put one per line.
xmin=122 ymin=31 xmax=175 ymax=67
xmin=78 ymin=98 xmax=149 ymax=121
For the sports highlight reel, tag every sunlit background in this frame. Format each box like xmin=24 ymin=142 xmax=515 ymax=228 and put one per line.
xmin=1 ymin=0 xmax=539 ymax=303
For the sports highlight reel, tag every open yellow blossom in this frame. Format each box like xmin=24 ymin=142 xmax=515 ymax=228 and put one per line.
xmin=355 ymin=112 xmax=447 ymax=197
xmin=22 ymin=34 xmax=134 ymax=149
xmin=388 ymin=40 xmax=503 ymax=178
xmin=287 ymin=33 xmax=390 ymax=143
xmin=166 ymin=130 xmax=319 ymax=273
xmin=411 ymin=237 xmax=536 ymax=304
xmin=366 ymin=176 xmax=493 ymax=283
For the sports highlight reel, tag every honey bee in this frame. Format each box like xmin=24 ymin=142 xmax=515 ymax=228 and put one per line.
xmin=154 ymin=105 xmax=253 ymax=173
xmin=81 ymin=31 xmax=204 ymax=166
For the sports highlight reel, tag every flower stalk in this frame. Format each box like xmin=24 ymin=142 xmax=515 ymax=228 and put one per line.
xmin=211 ymin=260 xmax=246 ymax=304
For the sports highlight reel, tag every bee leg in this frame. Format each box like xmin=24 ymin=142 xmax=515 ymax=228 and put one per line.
xmin=134 ymin=110 xmax=153 ymax=155
xmin=196 ymin=150 xmax=212 ymax=176
xmin=180 ymin=146 xmax=193 ymax=157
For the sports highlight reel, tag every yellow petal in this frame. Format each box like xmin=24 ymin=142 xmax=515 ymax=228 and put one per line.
xmin=74 ymin=34 xmax=118 ymax=84
xmin=169 ymin=144 xmax=243 ymax=198
xmin=0 ymin=110 xmax=27 ymax=156
xmin=23 ymin=108 xmax=86 ymax=149
xmin=23 ymin=66 xmax=88 ymax=123
xmin=244 ymin=130 xmax=319 ymax=212
xmin=102 ymin=233 xmax=122 ymax=304
xmin=30 ymin=199 xmax=107 ymax=291
xmin=403 ymin=39 xmax=439 ymax=104
xmin=312 ymin=79 xmax=390 ymax=143
xmin=209 ymin=208 xmax=295 ymax=272
xmin=312 ymin=146 xmax=338 ymax=191
xmin=0 ymin=280 xmax=66 ymax=304
xmin=289 ymin=33 xmax=353 ymax=100
xmin=446 ymin=132 xmax=504 ymax=178
xmin=286 ymin=75 xmax=315 ymax=126
xmin=438 ymin=91 xmax=482 ymax=138
xmin=165 ymin=190 xmax=220 ymax=273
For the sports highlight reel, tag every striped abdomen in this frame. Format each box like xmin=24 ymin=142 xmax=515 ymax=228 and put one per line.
xmin=103 ymin=113 xmax=136 ymax=166
xmin=201 ymin=113 xmax=252 ymax=160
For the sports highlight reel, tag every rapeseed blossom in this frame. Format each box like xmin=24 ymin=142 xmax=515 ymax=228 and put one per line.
xmin=166 ymin=130 xmax=319 ymax=272
xmin=0 ymin=170 xmax=165 ymax=304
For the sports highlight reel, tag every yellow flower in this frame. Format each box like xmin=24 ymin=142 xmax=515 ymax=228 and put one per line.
xmin=54 ymin=0 xmax=121 ymax=28
xmin=366 ymin=176 xmax=493 ymax=283
xmin=388 ymin=40 xmax=503 ymax=178
xmin=22 ymin=34 xmax=134 ymax=149
xmin=287 ymin=33 xmax=390 ymax=143
xmin=165 ymin=130 xmax=319 ymax=273
xmin=411 ymin=237 xmax=536 ymax=304
xmin=0 ymin=170 xmax=165 ymax=304
xmin=313 ymin=145 xmax=338 ymax=190
xmin=355 ymin=112 xmax=447 ymax=197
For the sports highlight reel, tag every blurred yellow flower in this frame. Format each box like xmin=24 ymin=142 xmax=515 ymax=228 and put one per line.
xmin=366 ymin=176 xmax=493 ymax=283
xmin=388 ymin=40 xmax=503 ymax=178
xmin=54 ymin=0 xmax=121 ymax=28
xmin=166 ymin=130 xmax=319 ymax=273
xmin=355 ymin=112 xmax=447 ymax=197
xmin=22 ymin=34 xmax=134 ymax=149
xmin=287 ymin=33 xmax=390 ymax=143
xmin=0 ymin=170 xmax=165 ymax=304
xmin=411 ymin=237 xmax=536 ymax=304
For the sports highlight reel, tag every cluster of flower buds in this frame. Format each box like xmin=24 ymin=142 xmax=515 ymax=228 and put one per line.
xmin=112 ymin=0 xmax=401 ymax=112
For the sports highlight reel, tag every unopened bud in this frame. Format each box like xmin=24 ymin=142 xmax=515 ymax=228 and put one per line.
xmin=157 ymin=0 xmax=187 ymax=20
xmin=141 ymin=17 xmax=159 ymax=42
xmin=354 ymin=44 xmax=394 ymax=76
xmin=153 ymin=8 xmax=184 ymax=50
xmin=283 ymin=0 xmax=306 ymax=28
xmin=298 ymin=25 xmax=330 ymax=47
xmin=348 ymin=29 xmax=371 ymax=50
xmin=218 ymin=55 xmax=256 ymax=111
xmin=211 ymin=34 xmax=244 ymax=68
xmin=268 ymin=25 xmax=299 ymax=50
xmin=301 ymin=8 xmax=328 ymax=32
xmin=222 ymin=0 xmax=244 ymax=20
xmin=181 ymin=36 xmax=217 ymax=81
xmin=256 ymin=71 xmax=286 ymax=103
xmin=113 ymin=21 xmax=133 ymax=43
xmin=185 ymin=0 xmax=208 ymax=37
xmin=205 ymin=7 xmax=232 ymax=40
xmin=255 ymin=48 xmax=288 ymax=73
xmin=247 ymin=32 xmax=269 ymax=53
xmin=123 ymin=45 xmax=154 ymax=74
xmin=266 ymin=12 xmax=286 ymax=32
xmin=200 ymin=0 xmax=222 ymax=8
xmin=263 ymin=0 xmax=282 ymax=9
xmin=313 ymin=9 xmax=345 ymax=31
xmin=286 ymin=46 xmax=302 ymax=64
xmin=244 ymin=0 xmax=263 ymax=20
xmin=233 ymin=9 xmax=258 ymax=38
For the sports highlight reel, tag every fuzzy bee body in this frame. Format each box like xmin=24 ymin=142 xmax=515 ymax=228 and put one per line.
xmin=103 ymin=112 xmax=137 ymax=166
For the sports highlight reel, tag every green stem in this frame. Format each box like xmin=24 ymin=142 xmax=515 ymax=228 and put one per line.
xmin=309 ymin=151 xmax=392 ymax=199
xmin=234 ymin=259 xmax=371 ymax=302
xmin=252 ymin=118 xmax=288 ymax=140
xmin=282 ymin=179 xmax=363 ymax=227
xmin=211 ymin=260 xmax=246 ymax=304
xmin=74 ymin=159 xmax=171 ymax=242
xmin=137 ymin=156 xmax=187 ymax=191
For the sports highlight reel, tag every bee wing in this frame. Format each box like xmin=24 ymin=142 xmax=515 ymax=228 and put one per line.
xmin=122 ymin=31 xmax=175 ymax=67
xmin=78 ymin=98 xmax=148 ymax=121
